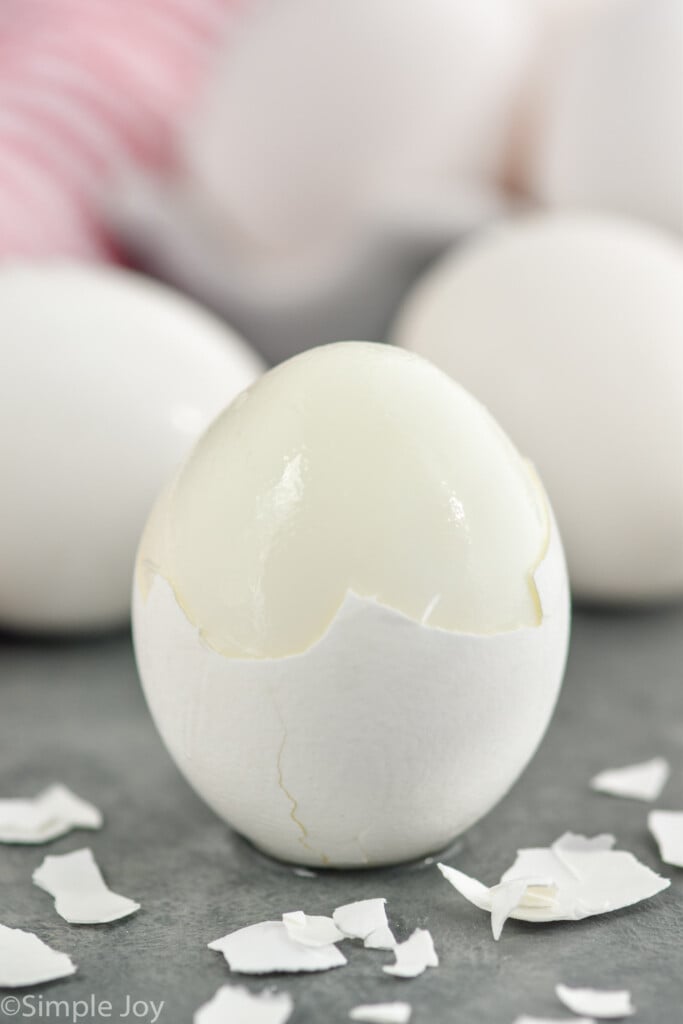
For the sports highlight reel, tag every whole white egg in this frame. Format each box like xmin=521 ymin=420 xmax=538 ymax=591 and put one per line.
xmin=186 ymin=0 xmax=533 ymax=252
xmin=113 ymin=0 xmax=534 ymax=363
xmin=392 ymin=214 xmax=683 ymax=602
xmin=133 ymin=342 xmax=569 ymax=867
xmin=530 ymin=0 xmax=683 ymax=233
xmin=504 ymin=0 xmax=616 ymax=191
xmin=0 ymin=263 xmax=264 ymax=633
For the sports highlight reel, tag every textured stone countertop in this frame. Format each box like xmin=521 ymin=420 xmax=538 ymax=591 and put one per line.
xmin=1 ymin=603 xmax=681 ymax=1023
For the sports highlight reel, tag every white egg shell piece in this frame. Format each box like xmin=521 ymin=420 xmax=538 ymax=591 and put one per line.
xmin=392 ymin=214 xmax=683 ymax=602
xmin=133 ymin=343 xmax=569 ymax=867
xmin=530 ymin=0 xmax=683 ymax=233
xmin=0 ymin=263 xmax=264 ymax=632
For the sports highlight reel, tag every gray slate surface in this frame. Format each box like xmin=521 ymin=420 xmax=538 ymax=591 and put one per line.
xmin=1 ymin=605 xmax=681 ymax=1024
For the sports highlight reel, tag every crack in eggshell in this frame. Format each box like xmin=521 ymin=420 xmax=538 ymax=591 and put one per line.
xmin=272 ymin=689 xmax=314 ymax=855
xmin=269 ymin=683 xmax=332 ymax=866
xmin=134 ymin=527 xmax=568 ymax=867
xmin=133 ymin=463 xmax=568 ymax=868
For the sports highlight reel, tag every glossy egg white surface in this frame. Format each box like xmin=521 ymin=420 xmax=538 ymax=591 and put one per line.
xmin=392 ymin=214 xmax=683 ymax=602
xmin=133 ymin=342 xmax=569 ymax=867
xmin=0 ymin=263 xmax=264 ymax=633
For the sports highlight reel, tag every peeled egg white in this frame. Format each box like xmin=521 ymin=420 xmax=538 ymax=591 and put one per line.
xmin=530 ymin=0 xmax=683 ymax=233
xmin=133 ymin=342 xmax=569 ymax=867
xmin=0 ymin=263 xmax=264 ymax=633
xmin=392 ymin=213 xmax=683 ymax=602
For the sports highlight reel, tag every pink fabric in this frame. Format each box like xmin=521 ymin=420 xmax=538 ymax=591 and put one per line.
xmin=0 ymin=0 xmax=238 ymax=259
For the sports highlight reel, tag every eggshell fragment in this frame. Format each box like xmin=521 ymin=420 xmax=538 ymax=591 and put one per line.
xmin=134 ymin=343 xmax=569 ymax=867
xmin=438 ymin=831 xmax=670 ymax=936
xmin=648 ymin=811 xmax=683 ymax=869
xmin=514 ymin=1017 xmax=593 ymax=1024
xmin=33 ymin=848 xmax=140 ymax=924
xmin=349 ymin=1004 xmax=412 ymax=1024
xmin=333 ymin=900 xmax=390 ymax=941
xmin=207 ymin=922 xmax=347 ymax=975
xmin=282 ymin=911 xmax=346 ymax=948
xmin=194 ymin=985 xmax=294 ymax=1024
xmin=393 ymin=213 xmax=683 ymax=602
xmin=553 ymin=833 xmax=615 ymax=857
xmin=0 ymin=924 xmax=77 ymax=987
xmin=590 ymin=758 xmax=670 ymax=802
xmin=0 ymin=784 xmax=102 ymax=844
xmin=382 ymin=929 xmax=438 ymax=979
xmin=0 ymin=262 xmax=263 ymax=633
xmin=364 ymin=926 xmax=397 ymax=951
xmin=555 ymin=984 xmax=634 ymax=1019
xmin=333 ymin=899 xmax=396 ymax=949
xmin=489 ymin=878 xmax=557 ymax=940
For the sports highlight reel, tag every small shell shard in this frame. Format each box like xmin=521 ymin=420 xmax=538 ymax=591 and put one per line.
xmin=590 ymin=758 xmax=670 ymax=802
xmin=438 ymin=833 xmax=669 ymax=935
xmin=333 ymin=898 xmax=389 ymax=940
xmin=208 ymin=921 xmax=347 ymax=974
xmin=194 ymin=984 xmax=294 ymax=1024
xmin=364 ymin=925 xmax=397 ymax=950
xmin=648 ymin=810 xmax=683 ymax=868
xmin=349 ymin=1003 xmax=412 ymax=1023
xmin=32 ymin=848 xmax=140 ymax=924
xmin=0 ymin=785 xmax=102 ymax=844
xmin=382 ymin=929 xmax=438 ymax=979
xmin=0 ymin=924 xmax=77 ymax=987
xmin=556 ymin=983 xmax=635 ymax=1019
xmin=282 ymin=910 xmax=345 ymax=947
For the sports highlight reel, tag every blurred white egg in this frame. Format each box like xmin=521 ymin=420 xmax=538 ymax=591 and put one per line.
xmin=186 ymin=0 xmax=532 ymax=251
xmin=392 ymin=213 xmax=683 ymax=602
xmin=505 ymin=0 xmax=615 ymax=191
xmin=133 ymin=342 xmax=569 ymax=867
xmin=530 ymin=0 xmax=683 ymax=232
xmin=113 ymin=0 xmax=534 ymax=362
xmin=0 ymin=263 xmax=264 ymax=633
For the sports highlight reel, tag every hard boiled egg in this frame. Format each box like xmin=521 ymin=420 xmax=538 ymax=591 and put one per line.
xmin=133 ymin=342 xmax=569 ymax=867
xmin=392 ymin=213 xmax=683 ymax=602
xmin=0 ymin=263 xmax=263 ymax=633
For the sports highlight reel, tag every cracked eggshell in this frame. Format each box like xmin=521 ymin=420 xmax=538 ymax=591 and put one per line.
xmin=392 ymin=213 xmax=683 ymax=602
xmin=0 ymin=263 xmax=263 ymax=633
xmin=133 ymin=342 xmax=569 ymax=867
